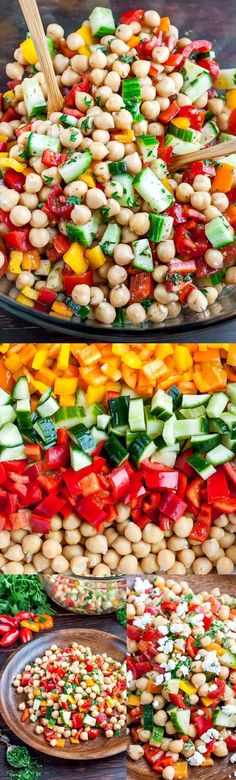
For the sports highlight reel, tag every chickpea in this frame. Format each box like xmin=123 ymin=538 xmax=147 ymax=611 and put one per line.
xmin=204 ymin=205 xmax=221 ymax=221
xmin=24 ymin=173 xmax=42 ymax=193
xmin=29 ymin=228 xmax=50 ymax=248
xmin=90 ymin=50 xmax=107 ymax=69
xmin=211 ymin=192 xmax=229 ymax=212
xmin=71 ymin=205 xmax=91 ymax=225
xmin=157 ymin=240 xmax=175 ymax=263
xmin=192 ymin=174 xmax=212 ymax=192
xmin=153 ymin=46 xmax=170 ymax=64
xmin=86 ymin=189 xmax=107 ymax=209
xmin=216 ymin=556 xmax=234 ymax=574
xmin=109 ymin=284 xmax=130 ymax=308
xmin=162 ymin=768 xmax=175 ymax=780
xmin=126 ymin=303 xmax=146 ymax=324
xmin=20 ymin=192 xmax=38 ymax=210
xmin=47 ymin=23 xmax=64 ymax=40
xmin=157 ymin=549 xmax=175 ymax=571
xmin=147 ymin=303 xmax=168 ymax=322
xmin=208 ymin=97 xmax=225 ymax=114
xmin=154 ymin=284 xmax=177 ymax=304
xmin=117 ymin=554 xmax=138 ymax=574
xmin=205 ymin=248 xmax=223 ymax=269
xmin=0 ymin=188 xmax=19 ymax=211
xmin=16 ymin=272 xmax=35 ymax=291
xmin=53 ymin=53 xmax=69 ymax=74
xmin=125 ymin=153 xmax=142 ymax=175
xmin=72 ymin=284 xmax=90 ymax=306
xmin=70 ymin=556 xmax=88 ymax=575
xmin=30 ymin=209 xmax=49 ymax=228
xmin=191 ymin=191 xmax=211 ymax=210
xmin=71 ymin=55 xmax=88 ymax=74
xmin=132 ymin=60 xmax=150 ymax=78
xmin=2 ymin=562 xmax=24 ymax=574
xmin=107 ymin=265 xmax=127 ymax=286
xmin=10 ymin=205 xmax=31 ymax=226
xmin=114 ymin=243 xmax=134 ymax=266
xmin=128 ymin=745 xmax=144 ymax=761
xmin=176 ymin=183 xmax=194 ymax=203
xmin=141 ymin=101 xmax=160 ymax=120
xmin=22 ymin=535 xmax=42 ymax=555
xmin=226 ymin=267 xmax=236 ymax=285
xmin=5 ymin=545 xmax=24 ymax=562
xmin=187 ymin=288 xmax=208 ymax=313
xmin=213 ymin=742 xmax=228 ymax=757
xmin=192 ymin=557 xmax=212 ymax=575
xmin=173 ymin=516 xmax=193 ymax=537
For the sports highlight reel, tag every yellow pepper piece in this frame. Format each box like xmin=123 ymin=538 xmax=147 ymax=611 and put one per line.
xmin=86 ymin=385 xmax=105 ymax=404
xmin=0 ymin=153 xmax=9 ymax=158
xmin=0 ymin=135 xmax=7 ymax=143
xmin=227 ymin=345 xmax=236 ymax=366
xmin=63 ymin=242 xmax=89 ymax=274
xmin=0 ymin=344 xmax=10 ymax=353
xmin=127 ymin=694 xmax=141 ymax=706
xmin=75 ymin=344 xmax=102 ymax=366
xmin=174 ymin=346 xmax=193 ymax=371
xmin=226 ymin=89 xmax=236 ymax=109
xmin=202 ymin=759 xmax=214 ymax=767
xmin=22 ymin=250 xmax=40 ymax=271
xmin=79 ymin=171 xmax=96 ymax=188
xmin=5 ymin=355 xmax=23 ymax=373
xmin=162 ymin=177 xmax=173 ymax=192
xmin=76 ymin=25 xmax=93 ymax=46
xmin=54 ymin=377 xmax=78 ymax=395
xmin=113 ymin=129 xmax=135 ymax=143
xmin=201 ymin=696 xmax=214 ymax=707
xmin=216 ymin=73 xmax=227 ymax=89
xmin=9 ymin=251 xmax=23 ymax=274
xmin=3 ymin=90 xmax=16 ymax=104
xmin=16 ymin=293 xmax=34 ymax=307
xmin=56 ymin=739 xmax=65 ymax=748
xmin=207 ymin=642 xmax=225 ymax=655
xmin=57 ymin=344 xmax=71 ymax=370
xmin=86 ymin=245 xmax=106 ymax=268
xmin=122 ymin=351 xmax=142 ymax=369
xmin=78 ymin=45 xmax=91 ymax=56
xmin=172 ymin=117 xmax=190 ymax=129
xmin=32 ymin=349 xmax=48 ymax=370
xmin=21 ymin=286 xmax=38 ymax=301
xmin=179 ymin=681 xmax=196 ymax=695
xmin=155 ymin=344 xmax=174 ymax=359
xmin=0 ymin=158 xmax=26 ymax=172
xmin=127 ymin=34 xmax=140 ymax=48
xmin=101 ymin=362 xmax=122 ymax=381
xmin=59 ymin=394 xmax=75 ymax=407
xmin=112 ymin=344 xmax=128 ymax=356
xmin=20 ymin=37 xmax=38 ymax=65
xmin=21 ymin=620 xmax=39 ymax=631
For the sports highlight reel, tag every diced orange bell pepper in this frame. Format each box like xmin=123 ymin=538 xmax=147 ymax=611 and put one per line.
xmin=174 ymin=762 xmax=188 ymax=779
xmin=211 ymin=163 xmax=234 ymax=193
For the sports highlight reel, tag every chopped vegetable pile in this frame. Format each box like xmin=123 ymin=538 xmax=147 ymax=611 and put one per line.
xmin=0 ymin=342 xmax=236 ymax=576
xmin=0 ymin=8 xmax=236 ymax=325
xmin=0 ymin=611 xmax=53 ymax=648
xmin=127 ymin=576 xmax=236 ymax=778
xmin=13 ymin=642 xmax=126 ymax=747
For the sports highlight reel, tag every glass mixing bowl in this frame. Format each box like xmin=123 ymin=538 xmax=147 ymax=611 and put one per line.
xmin=0 ymin=0 xmax=235 ymax=338
xmin=41 ymin=572 xmax=126 ymax=614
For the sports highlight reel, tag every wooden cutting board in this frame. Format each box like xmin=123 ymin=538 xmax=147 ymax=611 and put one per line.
xmin=127 ymin=574 xmax=236 ymax=780
xmin=0 ymin=627 xmax=126 ymax=760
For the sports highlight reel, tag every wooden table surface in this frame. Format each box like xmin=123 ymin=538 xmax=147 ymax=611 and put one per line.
xmin=0 ymin=609 xmax=126 ymax=780
xmin=0 ymin=0 xmax=235 ymax=342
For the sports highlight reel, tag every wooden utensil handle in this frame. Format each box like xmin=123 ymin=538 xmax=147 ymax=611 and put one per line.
xmin=170 ymin=138 xmax=236 ymax=171
xmin=18 ymin=0 xmax=63 ymax=114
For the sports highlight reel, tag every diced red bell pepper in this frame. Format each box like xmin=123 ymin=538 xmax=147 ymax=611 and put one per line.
xmin=186 ymin=476 xmax=203 ymax=508
xmin=45 ymin=443 xmax=69 ymax=471
xmin=228 ymin=108 xmax=236 ymax=135
xmin=41 ymin=149 xmax=64 ymax=167
xmin=79 ymin=472 xmax=100 ymax=496
xmin=63 ymin=271 xmax=93 ymax=295
xmin=159 ymin=100 xmax=179 ymax=125
xmin=226 ymin=734 xmax=236 ymax=751
xmin=194 ymin=713 xmax=213 ymax=737
xmin=31 ymin=515 xmax=51 ymax=533
xmin=176 ymin=448 xmax=194 ymax=477
xmin=203 ymin=613 xmax=212 ymax=631
xmin=208 ymin=678 xmax=225 ymax=699
xmin=119 ymin=9 xmax=144 ymax=22
xmin=158 ymin=144 xmax=173 ymax=164
xmin=110 ymin=464 xmax=130 ymax=500
xmin=190 ymin=503 xmax=212 ymax=542
xmin=37 ymin=473 xmax=62 ymax=494
xmin=136 ymin=36 xmax=160 ymax=59
xmin=130 ymin=272 xmax=154 ymax=303
xmin=176 ymin=472 xmax=187 ymax=499
xmin=207 ymin=468 xmax=229 ymax=503
xmin=177 ymin=105 xmax=205 ymax=131
xmin=143 ymin=468 xmax=179 ymax=491
xmin=214 ymin=497 xmax=236 ymax=513
xmin=159 ymin=493 xmax=187 ymax=521
xmin=161 ymin=601 xmax=178 ymax=612
xmin=223 ymin=461 xmax=236 ymax=486
xmin=63 ymin=468 xmax=82 ymax=497
xmin=4 ymin=460 xmax=26 ymax=473
xmin=158 ymin=513 xmax=174 ymax=531
xmin=0 ymin=465 xmax=6 ymax=485
xmin=2 ymin=106 xmax=18 ymax=122
xmin=9 ymin=511 xmax=31 ymax=530
xmin=72 ymin=713 xmax=83 ymax=729
xmin=24 ymin=444 xmax=41 ymax=461
xmin=168 ymin=259 xmax=197 ymax=276
xmin=182 ymin=39 xmax=212 ymax=59
xmin=36 ymin=494 xmax=65 ymax=517
xmin=62 ymin=107 xmax=84 ymax=120
xmin=64 ymin=79 xmax=90 ymax=107
xmin=197 ymin=58 xmax=220 ymax=82
xmin=76 ymin=496 xmax=109 ymax=528
xmin=19 ymin=483 xmax=42 ymax=507
xmin=4 ymin=228 xmax=31 ymax=252
xmin=186 ymin=635 xmax=198 ymax=658
xmin=169 ymin=693 xmax=187 ymax=709
xmin=3 ymin=168 xmax=25 ymax=192
xmin=127 ymin=625 xmax=143 ymax=640
xmin=24 ymin=463 xmax=43 ymax=480
xmin=37 ymin=288 xmax=57 ymax=307
xmin=143 ymin=747 xmax=164 ymax=768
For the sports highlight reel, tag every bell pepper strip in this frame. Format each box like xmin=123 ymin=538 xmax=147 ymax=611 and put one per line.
xmin=197 ymin=58 xmax=220 ymax=82
xmin=194 ymin=713 xmax=213 ymax=737
xmin=226 ymin=735 xmax=236 ymax=751
xmin=159 ymin=100 xmax=179 ymax=125
xmin=119 ymin=9 xmax=144 ymax=23
xmin=129 ymin=273 xmax=154 ymax=303
xmin=213 ymin=497 xmax=236 ymax=513
xmin=4 ymin=228 xmax=31 ymax=252
xmin=207 ymin=468 xmax=229 ymax=503
xmin=159 ymin=493 xmax=187 ymax=521
xmin=3 ymin=168 xmax=25 ymax=192
xmin=186 ymin=635 xmax=198 ymax=658
xmin=189 ymin=504 xmax=212 ymax=542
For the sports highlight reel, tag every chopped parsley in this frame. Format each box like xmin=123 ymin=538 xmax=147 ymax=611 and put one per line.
xmin=81 ymin=117 xmax=92 ymax=132
xmin=66 ymin=196 xmax=82 ymax=205
xmin=43 ymin=175 xmax=53 ymax=185
xmin=84 ymin=95 xmax=92 ymax=107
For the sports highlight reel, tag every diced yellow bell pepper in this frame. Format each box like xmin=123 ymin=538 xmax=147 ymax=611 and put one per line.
xmin=162 ymin=177 xmax=173 ymax=192
xmin=0 ymin=153 xmax=9 ymax=159
xmin=174 ymin=346 xmax=193 ymax=371
xmin=78 ymin=45 xmax=91 ymax=56
xmin=179 ymin=681 xmax=196 ymax=695
xmin=32 ymin=349 xmax=49 ymax=370
xmin=202 ymin=759 xmax=214 ymax=767
xmin=155 ymin=344 xmax=174 ymax=360
xmin=0 ymin=135 xmax=7 ymax=143
xmin=0 ymin=158 xmax=26 ymax=172
xmin=127 ymin=35 xmax=140 ymax=48
xmin=56 ymin=739 xmax=65 ymax=748
xmin=20 ymin=37 xmax=38 ymax=65
xmin=128 ymin=694 xmax=141 ymax=706
xmin=101 ymin=362 xmax=122 ymax=381
xmin=21 ymin=286 xmax=39 ymax=301
xmin=22 ymin=250 xmax=40 ymax=271
xmin=216 ymin=73 xmax=227 ymax=89
xmin=0 ymin=344 xmax=10 ymax=353
xmin=59 ymin=394 xmax=75 ymax=407
xmin=79 ymin=171 xmax=96 ymax=188
xmin=201 ymin=696 xmax=214 ymax=707
xmin=86 ymin=245 xmax=106 ymax=269
xmin=172 ymin=117 xmax=190 ymax=129
xmin=54 ymin=377 xmax=78 ymax=395
xmin=113 ymin=130 xmax=135 ymax=143
xmin=122 ymin=351 xmax=142 ymax=369
xmin=57 ymin=344 xmax=71 ymax=370
xmin=9 ymin=251 xmax=23 ymax=274
xmin=227 ymin=89 xmax=236 ymax=109
xmin=207 ymin=642 xmax=225 ymax=655
xmin=76 ymin=25 xmax=93 ymax=46
xmin=5 ymin=355 xmax=23 ymax=372
xmin=63 ymin=242 xmax=89 ymax=274
xmin=226 ymin=345 xmax=236 ymax=367
xmin=16 ymin=292 xmax=34 ymax=307
xmin=75 ymin=344 xmax=102 ymax=366
xmin=112 ymin=344 xmax=128 ymax=356
xmin=86 ymin=385 xmax=106 ymax=404
xmin=3 ymin=90 xmax=16 ymax=105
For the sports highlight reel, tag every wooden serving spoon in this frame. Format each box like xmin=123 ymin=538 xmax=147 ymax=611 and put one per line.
xmin=169 ymin=137 xmax=236 ymax=172
xmin=18 ymin=0 xmax=64 ymax=115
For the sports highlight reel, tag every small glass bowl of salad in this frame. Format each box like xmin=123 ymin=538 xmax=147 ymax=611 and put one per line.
xmin=41 ymin=572 xmax=126 ymax=614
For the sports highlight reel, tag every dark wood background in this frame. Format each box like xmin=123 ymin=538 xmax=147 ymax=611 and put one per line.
xmin=0 ymin=0 xmax=235 ymax=342
xmin=0 ymin=608 xmax=126 ymax=780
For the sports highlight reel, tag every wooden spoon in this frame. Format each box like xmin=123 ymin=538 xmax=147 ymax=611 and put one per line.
xmin=169 ymin=138 xmax=236 ymax=172
xmin=18 ymin=0 xmax=63 ymax=115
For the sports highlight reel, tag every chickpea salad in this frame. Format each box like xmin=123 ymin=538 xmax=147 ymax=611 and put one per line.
xmin=44 ymin=572 xmax=126 ymax=614
xmin=127 ymin=576 xmax=236 ymax=778
xmin=0 ymin=8 xmax=235 ymax=326
xmin=13 ymin=641 xmax=126 ymax=748
xmin=2 ymin=367 xmax=236 ymax=578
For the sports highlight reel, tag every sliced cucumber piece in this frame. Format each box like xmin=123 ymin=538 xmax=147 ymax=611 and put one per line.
xmin=128 ymin=398 xmax=146 ymax=432
xmin=0 ymin=406 xmax=16 ymax=427
xmin=22 ymin=77 xmax=47 ymax=119
xmin=213 ymin=706 xmax=236 ymax=727
xmin=163 ymin=416 xmax=176 ymax=446
xmin=0 ymin=388 xmax=11 ymax=406
xmin=70 ymin=444 xmax=92 ymax=471
xmin=182 ymin=393 xmax=210 ymax=408
xmin=97 ymin=413 xmax=111 ymax=431
xmin=227 ymin=383 xmax=236 ymax=405
xmin=145 ymin=406 xmax=164 ymax=437
xmin=134 ymin=168 xmax=174 ymax=213
xmin=168 ymin=385 xmax=183 ymax=411
xmin=169 ymin=122 xmax=200 ymax=143
xmin=103 ymin=434 xmax=128 ymax=466
xmin=66 ymin=213 xmax=101 ymax=247
xmin=27 ymin=132 xmax=61 ymax=157
xmin=205 ymin=215 xmax=235 ymax=249
xmin=191 ymin=433 xmax=221 ymax=452
xmin=165 ymin=134 xmax=201 ymax=155
xmin=132 ymin=238 xmax=154 ymax=272
xmin=13 ymin=376 xmax=30 ymax=401
xmin=0 ymin=422 xmax=23 ymax=447
xmin=148 ymin=214 xmax=173 ymax=243
xmin=168 ymin=706 xmax=190 ymax=735
xmin=175 ymin=417 xmax=208 ymax=439
xmin=37 ymin=394 xmax=59 ymax=418
xmin=206 ymin=391 xmax=229 ymax=418
xmin=53 ymin=406 xmax=85 ymax=429
xmin=151 ymin=158 xmax=168 ymax=180
xmin=200 ymin=120 xmax=219 ymax=146
xmin=113 ymin=174 xmax=137 ymax=207
xmin=59 ymin=150 xmax=92 ymax=183
xmin=69 ymin=423 xmax=96 ymax=452
xmin=206 ymin=443 xmax=234 ymax=465
xmin=129 ymin=434 xmax=156 ymax=466
xmin=99 ymin=223 xmax=121 ymax=256
xmin=89 ymin=6 xmax=115 ymax=37
xmin=0 ymin=444 xmax=26 ymax=462
xmin=151 ymin=389 xmax=173 ymax=421
xmin=137 ymin=134 xmax=159 ymax=163
xmin=220 ymin=650 xmax=236 ymax=670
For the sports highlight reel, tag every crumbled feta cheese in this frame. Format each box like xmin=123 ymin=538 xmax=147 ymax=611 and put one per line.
xmin=176 ymin=601 xmax=188 ymax=618
xmin=158 ymin=638 xmax=173 ymax=654
xmin=230 ymin=754 xmax=236 ymax=764
xmin=222 ymin=705 xmax=236 ymax=715
xmin=188 ymin=751 xmax=204 ymax=766
xmin=154 ymin=674 xmax=164 ymax=685
xmin=180 ymin=664 xmax=189 ymax=677
xmin=188 ymin=613 xmax=204 ymax=626
xmin=134 ymin=577 xmax=152 ymax=594
xmin=198 ymin=745 xmax=207 ymax=754
xmin=171 ymin=623 xmax=183 ymax=633
xmin=208 ymin=684 xmax=217 ymax=692
xmin=202 ymin=651 xmax=221 ymax=675
xmin=127 ymin=670 xmax=133 ymax=686
xmin=164 ymin=672 xmax=171 ymax=681
xmin=203 ymin=602 xmax=211 ymax=610
xmin=201 ymin=729 xmax=219 ymax=744
xmin=166 ymin=660 xmax=176 ymax=671
xmin=133 ymin=613 xmax=152 ymax=629
xmin=158 ymin=625 xmax=169 ymax=635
